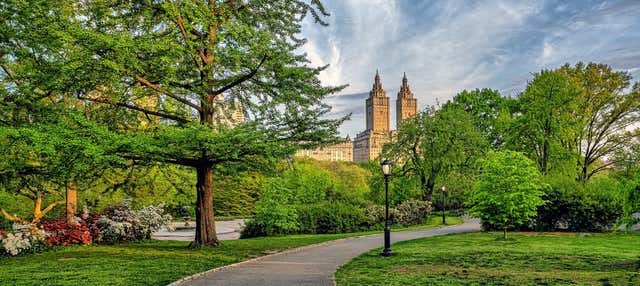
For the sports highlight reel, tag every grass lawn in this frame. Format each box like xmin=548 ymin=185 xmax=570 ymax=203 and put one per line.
xmin=335 ymin=231 xmax=640 ymax=286
xmin=0 ymin=216 xmax=461 ymax=286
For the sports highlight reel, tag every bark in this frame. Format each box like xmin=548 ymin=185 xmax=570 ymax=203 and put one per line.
xmin=192 ymin=163 xmax=220 ymax=247
xmin=66 ymin=182 xmax=78 ymax=224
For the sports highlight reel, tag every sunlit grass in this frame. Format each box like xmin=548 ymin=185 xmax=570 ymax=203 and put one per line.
xmin=336 ymin=232 xmax=640 ymax=286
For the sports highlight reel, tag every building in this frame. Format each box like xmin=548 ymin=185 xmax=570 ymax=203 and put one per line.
xmin=353 ymin=71 xmax=417 ymax=162
xmin=295 ymin=70 xmax=417 ymax=163
xmin=295 ymin=137 xmax=353 ymax=162
xmin=396 ymin=72 xmax=417 ymax=129
xmin=212 ymin=94 xmax=244 ymax=127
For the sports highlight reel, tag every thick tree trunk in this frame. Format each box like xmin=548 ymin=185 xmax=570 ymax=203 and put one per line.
xmin=422 ymin=174 xmax=435 ymax=202
xmin=66 ymin=182 xmax=77 ymax=224
xmin=192 ymin=163 xmax=220 ymax=247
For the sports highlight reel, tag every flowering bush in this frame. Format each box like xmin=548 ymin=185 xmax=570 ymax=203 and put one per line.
xmin=396 ymin=199 xmax=432 ymax=226
xmin=1 ymin=202 xmax=173 ymax=255
xmin=2 ymin=232 xmax=31 ymax=256
xmin=136 ymin=204 xmax=174 ymax=239
xmin=1 ymin=224 xmax=46 ymax=256
xmin=40 ymin=219 xmax=92 ymax=246
xmin=93 ymin=202 xmax=172 ymax=244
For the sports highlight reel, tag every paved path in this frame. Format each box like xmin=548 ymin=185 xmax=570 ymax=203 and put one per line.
xmin=153 ymin=219 xmax=246 ymax=241
xmin=179 ymin=220 xmax=480 ymax=286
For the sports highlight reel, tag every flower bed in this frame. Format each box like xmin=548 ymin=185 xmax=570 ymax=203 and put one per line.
xmin=0 ymin=202 xmax=172 ymax=256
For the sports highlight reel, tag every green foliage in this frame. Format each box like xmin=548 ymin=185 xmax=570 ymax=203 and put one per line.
xmin=467 ymin=150 xmax=546 ymax=236
xmin=383 ymin=105 xmax=487 ymax=202
xmin=241 ymin=159 xmax=377 ymax=237
xmin=559 ymin=63 xmax=640 ymax=182
xmin=296 ymin=202 xmax=366 ymax=234
xmin=536 ymin=175 xmax=624 ymax=232
xmin=614 ymin=175 xmax=640 ymax=232
xmin=445 ymin=88 xmax=512 ymax=149
xmin=508 ymin=70 xmax=580 ymax=176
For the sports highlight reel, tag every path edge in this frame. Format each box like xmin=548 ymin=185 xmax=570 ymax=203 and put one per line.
xmin=166 ymin=233 xmax=379 ymax=286
xmin=166 ymin=221 xmax=472 ymax=286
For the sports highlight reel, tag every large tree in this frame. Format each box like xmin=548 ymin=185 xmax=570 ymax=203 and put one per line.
xmin=445 ymin=88 xmax=512 ymax=150
xmin=384 ymin=106 xmax=486 ymax=202
xmin=508 ymin=70 xmax=581 ymax=175
xmin=558 ymin=63 xmax=640 ymax=182
xmin=0 ymin=0 xmax=122 ymax=224
xmin=59 ymin=1 xmax=346 ymax=246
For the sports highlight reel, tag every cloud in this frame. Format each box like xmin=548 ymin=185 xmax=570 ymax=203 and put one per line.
xmin=301 ymin=0 xmax=640 ymax=137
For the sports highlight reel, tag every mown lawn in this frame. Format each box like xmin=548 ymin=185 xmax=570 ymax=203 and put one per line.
xmin=336 ymin=231 xmax=640 ymax=286
xmin=0 ymin=216 xmax=461 ymax=286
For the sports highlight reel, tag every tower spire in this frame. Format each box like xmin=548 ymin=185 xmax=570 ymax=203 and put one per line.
xmin=372 ymin=70 xmax=383 ymax=94
xmin=398 ymin=72 xmax=412 ymax=99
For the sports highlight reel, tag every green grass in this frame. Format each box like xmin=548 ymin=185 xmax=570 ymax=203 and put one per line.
xmin=0 ymin=216 xmax=460 ymax=286
xmin=336 ymin=232 xmax=640 ymax=286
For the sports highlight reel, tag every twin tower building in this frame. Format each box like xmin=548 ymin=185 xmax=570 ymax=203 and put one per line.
xmin=296 ymin=71 xmax=418 ymax=162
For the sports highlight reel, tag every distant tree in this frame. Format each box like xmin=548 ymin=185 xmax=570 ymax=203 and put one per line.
xmin=467 ymin=150 xmax=546 ymax=239
xmin=508 ymin=70 xmax=581 ymax=175
xmin=558 ymin=63 xmax=640 ymax=182
xmin=444 ymin=88 xmax=512 ymax=149
xmin=384 ymin=106 xmax=487 ymax=202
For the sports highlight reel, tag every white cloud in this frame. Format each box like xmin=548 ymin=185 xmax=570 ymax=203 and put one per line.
xmin=300 ymin=0 xmax=640 ymax=137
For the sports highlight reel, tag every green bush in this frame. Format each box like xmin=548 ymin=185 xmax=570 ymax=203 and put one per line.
xmin=535 ymin=176 xmax=624 ymax=232
xmin=297 ymin=202 xmax=366 ymax=234
xmin=396 ymin=199 xmax=432 ymax=226
xmin=467 ymin=150 xmax=546 ymax=236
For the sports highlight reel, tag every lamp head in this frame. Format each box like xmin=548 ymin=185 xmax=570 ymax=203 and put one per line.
xmin=381 ymin=159 xmax=392 ymax=176
xmin=441 ymin=185 xmax=446 ymax=192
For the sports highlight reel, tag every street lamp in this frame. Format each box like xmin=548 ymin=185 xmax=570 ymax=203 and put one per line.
xmin=441 ymin=185 xmax=446 ymax=225
xmin=380 ymin=159 xmax=392 ymax=257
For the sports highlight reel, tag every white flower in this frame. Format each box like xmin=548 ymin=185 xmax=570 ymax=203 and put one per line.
xmin=2 ymin=232 xmax=32 ymax=256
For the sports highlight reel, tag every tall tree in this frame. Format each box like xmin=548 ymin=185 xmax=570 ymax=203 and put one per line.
xmin=559 ymin=63 xmax=640 ymax=182
xmin=445 ymin=88 xmax=512 ymax=150
xmin=508 ymin=70 xmax=580 ymax=175
xmin=384 ymin=106 xmax=486 ymax=202
xmin=0 ymin=0 xmax=119 ymax=224
xmin=63 ymin=1 xmax=345 ymax=246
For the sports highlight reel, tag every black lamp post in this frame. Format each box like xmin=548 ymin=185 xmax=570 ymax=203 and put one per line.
xmin=441 ymin=185 xmax=446 ymax=225
xmin=380 ymin=159 xmax=392 ymax=257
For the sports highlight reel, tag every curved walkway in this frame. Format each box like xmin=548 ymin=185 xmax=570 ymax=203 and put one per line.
xmin=176 ymin=220 xmax=480 ymax=286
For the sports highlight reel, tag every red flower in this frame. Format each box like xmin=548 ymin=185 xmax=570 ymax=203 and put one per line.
xmin=40 ymin=219 xmax=93 ymax=247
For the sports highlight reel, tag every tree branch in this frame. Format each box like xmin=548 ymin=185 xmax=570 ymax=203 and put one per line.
xmin=209 ymin=54 xmax=268 ymax=98
xmin=134 ymin=75 xmax=202 ymax=111
xmin=78 ymin=95 xmax=192 ymax=123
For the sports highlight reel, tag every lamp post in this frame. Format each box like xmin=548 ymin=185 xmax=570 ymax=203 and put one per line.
xmin=380 ymin=160 xmax=392 ymax=257
xmin=441 ymin=185 xmax=446 ymax=225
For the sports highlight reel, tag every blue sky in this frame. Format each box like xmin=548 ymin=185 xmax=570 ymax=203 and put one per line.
xmin=301 ymin=0 xmax=640 ymax=137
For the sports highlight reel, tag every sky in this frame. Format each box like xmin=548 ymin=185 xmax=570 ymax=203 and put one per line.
xmin=300 ymin=0 xmax=640 ymax=137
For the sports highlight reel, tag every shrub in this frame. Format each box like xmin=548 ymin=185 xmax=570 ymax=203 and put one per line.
xmin=467 ymin=150 xmax=545 ymax=238
xmin=40 ymin=219 xmax=92 ymax=246
xmin=396 ymin=199 xmax=432 ymax=226
xmin=1 ymin=224 xmax=46 ymax=256
xmin=296 ymin=202 xmax=367 ymax=234
xmin=536 ymin=176 xmax=624 ymax=232
xmin=93 ymin=202 xmax=172 ymax=243
xmin=363 ymin=205 xmax=399 ymax=227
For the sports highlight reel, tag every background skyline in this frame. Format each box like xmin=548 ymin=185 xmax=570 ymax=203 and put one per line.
xmin=301 ymin=0 xmax=640 ymax=137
